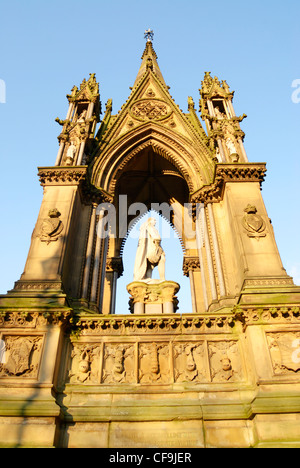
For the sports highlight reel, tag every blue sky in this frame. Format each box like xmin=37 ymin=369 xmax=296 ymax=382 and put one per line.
xmin=0 ymin=0 xmax=299 ymax=313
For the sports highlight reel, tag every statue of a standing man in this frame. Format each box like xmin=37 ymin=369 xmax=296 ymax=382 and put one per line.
xmin=133 ymin=217 xmax=166 ymax=282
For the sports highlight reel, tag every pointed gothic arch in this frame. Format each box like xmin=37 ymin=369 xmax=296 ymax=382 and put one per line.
xmin=91 ymin=122 xmax=213 ymax=196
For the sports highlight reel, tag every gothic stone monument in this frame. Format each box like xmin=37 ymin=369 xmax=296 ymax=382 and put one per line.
xmin=0 ymin=32 xmax=300 ymax=447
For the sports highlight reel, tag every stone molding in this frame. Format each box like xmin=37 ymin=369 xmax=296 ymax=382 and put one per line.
xmin=38 ymin=166 xmax=87 ymax=186
xmin=191 ymin=163 xmax=267 ymax=204
xmin=0 ymin=309 xmax=73 ymax=328
xmin=13 ymin=280 xmax=63 ymax=291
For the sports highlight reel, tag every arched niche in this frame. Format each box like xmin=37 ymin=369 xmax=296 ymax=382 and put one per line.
xmin=115 ymin=210 xmax=192 ymax=315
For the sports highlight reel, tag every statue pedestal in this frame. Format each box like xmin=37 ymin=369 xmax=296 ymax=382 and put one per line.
xmin=126 ymin=280 xmax=180 ymax=314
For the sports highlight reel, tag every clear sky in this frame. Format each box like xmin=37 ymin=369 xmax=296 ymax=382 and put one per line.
xmin=0 ymin=0 xmax=299 ymax=313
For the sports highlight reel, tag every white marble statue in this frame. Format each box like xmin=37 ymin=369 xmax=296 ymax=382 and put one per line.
xmin=225 ymin=137 xmax=237 ymax=155
xmin=66 ymin=141 xmax=76 ymax=165
xmin=133 ymin=217 xmax=166 ymax=282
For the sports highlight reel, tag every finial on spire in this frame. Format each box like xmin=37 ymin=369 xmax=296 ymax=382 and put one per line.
xmin=144 ymin=29 xmax=154 ymax=42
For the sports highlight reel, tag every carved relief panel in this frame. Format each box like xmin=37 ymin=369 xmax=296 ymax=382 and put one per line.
xmin=173 ymin=342 xmax=207 ymax=383
xmin=67 ymin=337 xmax=245 ymax=386
xmin=139 ymin=342 xmax=170 ymax=384
xmin=267 ymin=331 xmax=300 ymax=375
xmin=0 ymin=335 xmax=44 ymax=379
xmin=68 ymin=344 xmax=101 ymax=383
xmin=102 ymin=343 xmax=135 ymax=384
xmin=208 ymin=340 xmax=243 ymax=382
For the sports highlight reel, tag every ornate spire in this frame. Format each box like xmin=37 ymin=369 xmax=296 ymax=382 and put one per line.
xmin=132 ymin=30 xmax=167 ymax=89
xmin=144 ymin=28 xmax=154 ymax=42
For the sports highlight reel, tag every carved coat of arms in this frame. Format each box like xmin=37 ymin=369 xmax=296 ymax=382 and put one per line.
xmin=39 ymin=208 xmax=64 ymax=244
xmin=242 ymin=204 xmax=266 ymax=238
xmin=0 ymin=336 xmax=42 ymax=377
xmin=268 ymin=333 xmax=300 ymax=373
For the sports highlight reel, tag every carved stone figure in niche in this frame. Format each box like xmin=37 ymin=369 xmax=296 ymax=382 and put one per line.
xmin=225 ymin=138 xmax=239 ymax=162
xmin=69 ymin=345 xmax=100 ymax=383
xmin=174 ymin=343 xmax=206 ymax=382
xmin=215 ymin=146 xmax=222 ymax=163
xmin=242 ymin=204 xmax=266 ymax=238
xmin=209 ymin=341 xmax=241 ymax=382
xmin=214 ymin=106 xmax=225 ymax=119
xmin=77 ymin=109 xmax=87 ymax=123
xmin=133 ymin=217 xmax=166 ymax=282
xmin=76 ymin=350 xmax=91 ymax=383
xmin=65 ymin=141 xmax=77 ymax=165
xmin=39 ymin=208 xmax=64 ymax=244
xmin=139 ymin=342 xmax=169 ymax=384
xmin=102 ymin=344 xmax=135 ymax=384
xmin=0 ymin=336 xmax=42 ymax=378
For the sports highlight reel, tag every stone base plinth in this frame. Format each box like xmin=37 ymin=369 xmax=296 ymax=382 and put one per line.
xmin=126 ymin=280 xmax=180 ymax=314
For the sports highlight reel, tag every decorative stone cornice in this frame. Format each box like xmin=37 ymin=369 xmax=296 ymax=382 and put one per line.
xmin=12 ymin=280 xmax=63 ymax=291
xmin=232 ymin=305 xmax=300 ymax=331
xmin=215 ymin=163 xmax=266 ymax=183
xmin=0 ymin=309 xmax=73 ymax=328
xmin=38 ymin=166 xmax=87 ymax=186
xmin=191 ymin=163 xmax=267 ymax=204
xmin=73 ymin=313 xmax=238 ymax=336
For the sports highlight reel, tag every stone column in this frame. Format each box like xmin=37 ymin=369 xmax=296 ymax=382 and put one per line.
xmin=90 ymin=208 xmax=106 ymax=305
xmin=195 ymin=206 xmax=209 ymax=311
xmin=81 ymin=204 xmax=97 ymax=299
xmin=182 ymin=257 xmax=200 ymax=314
xmin=202 ymin=205 xmax=217 ymax=302
xmin=207 ymin=203 xmax=226 ymax=297
xmin=76 ymin=141 xmax=86 ymax=165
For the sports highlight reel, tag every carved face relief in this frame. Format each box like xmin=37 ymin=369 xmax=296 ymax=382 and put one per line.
xmin=208 ymin=341 xmax=242 ymax=382
xmin=113 ymin=347 xmax=125 ymax=374
xmin=174 ymin=343 xmax=206 ymax=383
xmin=139 ymin=343 xmax=169 ymax=384
xmin=185 ymin=345 xmax=196 ymax=372
xmin=69 ymin=345 xmax=100 ymax=384
xmin=102 ymin=344 xmax=135 ymax=384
